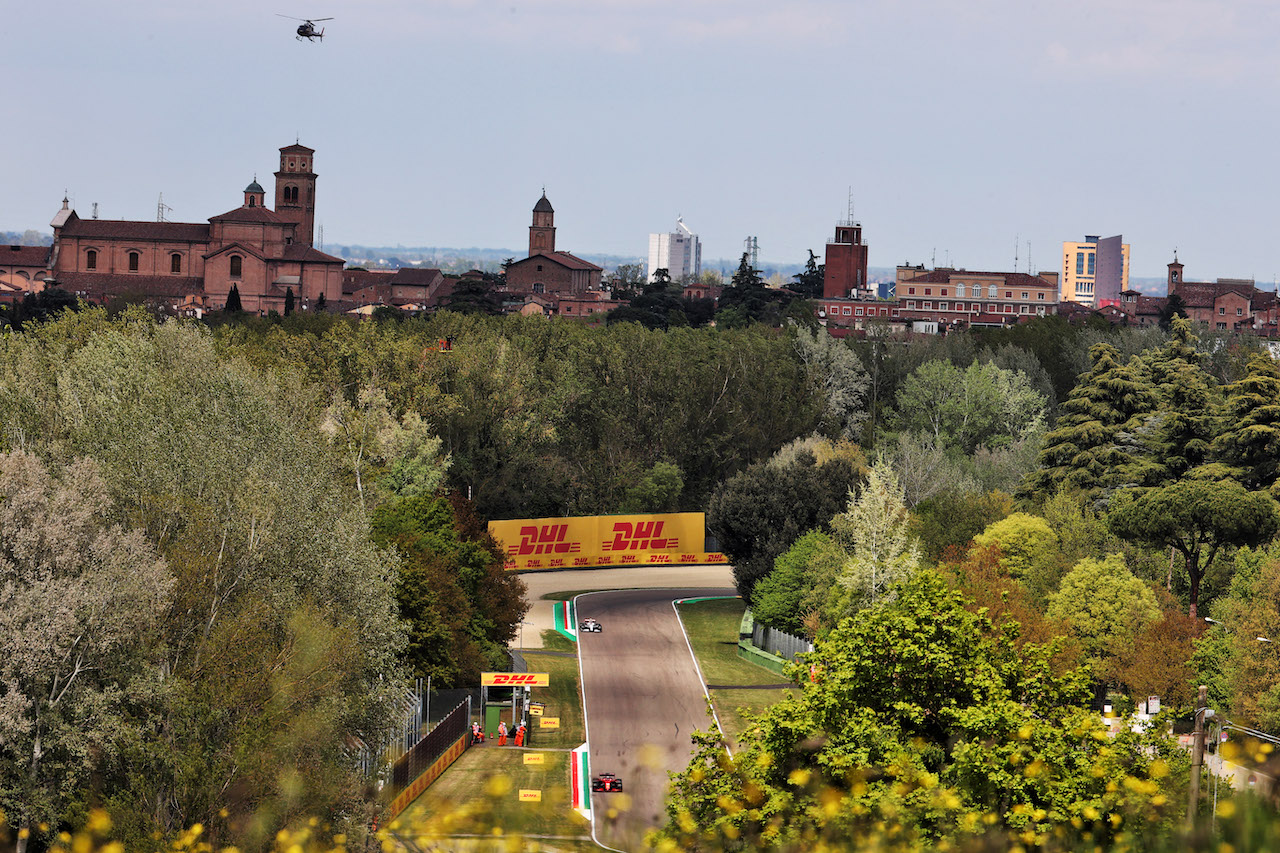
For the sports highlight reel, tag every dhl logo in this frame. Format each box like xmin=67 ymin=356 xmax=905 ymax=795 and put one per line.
xmin=603 ymin=521 xmax=679 ymax=552
xmin=482 ymin=672 xmax=551 ymax=686
xmin=509 ymin=524 xmax=583 ymax=556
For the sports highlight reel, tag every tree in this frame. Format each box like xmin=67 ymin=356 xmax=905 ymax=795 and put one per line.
xmin=658 ymin=571 xmax=1187 ymax=851
xmin=224 ymin=283 xmax=242 ymax=313
xmin=0 ymin=453 xmax=173 ymax=853
xmin=893 ymin=360 xmax=1046 ymax=454
xmin=792 ymin=328 xmax=869 ymax=440
xmin=790 ymin=249 xmax=824 ymax=299
xmin=972 ymin=512 xmax=1055 ymax=583
xmin=750 ymin=530 xmax=844 ymax=636
xmin=911 ymin=490 xmax=1013 ymax=563
xmin=1045 ymin=554 xmax=1162 ymax=680
xmin=1108 ymin=480 xmax=1280 ymax=617
xmin=1158 ymin=292 xmax=1188 ymax=331
xmin=619 ymin=461 xmax=684 ymax=513
xmin=1027 ymin=343 xmax=1159 ymax=501
xmin=707 ymin=450 xmax=864 ymax=603
xmin=443 ymin=275 xmax=503 ymax=315
xmin=370 ymin=495 xmax=527 ymax=683
xmin=826 ymin=460 xmax=920 ymax=618
xmin=284 ymin=286 xmax=295 ymax=316
xmin=1210 ymin=352 xmax=1280 ymax=496
xmin=315 ymin=291 xmax=327 ymax=311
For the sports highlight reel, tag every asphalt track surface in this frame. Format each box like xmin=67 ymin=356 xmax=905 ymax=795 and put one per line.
xmin=516 ymin=565 xmax=736 ymax=649
xmin=577 ymin=587 xmax=737 ymax=851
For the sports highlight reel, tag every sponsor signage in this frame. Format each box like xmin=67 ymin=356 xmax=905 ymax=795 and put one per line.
xmin=489 ymin=513 xmax=725 ymax=571
xmin=519 ymin=789 xmax=542 ymax=802
xmin=481 ymin=672 xmax=550 ymax=687
xmin=529 ymin=702 xmax=545 ymax=716
xmin=523 ymin=753 xmax=546 ymax=765
xmin=540 ymin=717 xmax=561 ymax=729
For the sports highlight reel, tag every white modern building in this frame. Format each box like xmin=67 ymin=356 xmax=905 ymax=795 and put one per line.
xmin=647 ymin=218 xmax=701 ymax=282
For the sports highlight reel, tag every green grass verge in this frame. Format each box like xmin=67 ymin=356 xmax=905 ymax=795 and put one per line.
xmin=520 ymin=650 xmax=585 ymax=749
xmin=537 ymin=629 xmax=576 ymax=653
xmin=396 ymin=747 xmax=593 ymax=844
xmin=677 ymin=598 xmax=798 ymax=749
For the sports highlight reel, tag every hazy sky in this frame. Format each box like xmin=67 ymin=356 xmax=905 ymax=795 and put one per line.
xmin=6 ymin=0 xmax=1279 ymax=279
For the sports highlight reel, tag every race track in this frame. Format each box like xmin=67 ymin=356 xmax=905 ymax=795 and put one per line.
xmin=577 ymin=587 xmax=737 ymax=851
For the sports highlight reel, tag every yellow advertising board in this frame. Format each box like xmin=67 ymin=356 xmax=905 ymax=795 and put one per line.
xmin=489 ymin=512 xmax=727 ymax=571
xmin=480 ymin=672 xmax=550 ymax=687
xmin=523 ymin=753 xmax=545 ymax=765
xmin=519 ymin=790 xmax=542 ymax=802
xmin=540 ymin=717 xmax=561 ymax=729
xmin=529 ymin=703 xmax=544 ymax=716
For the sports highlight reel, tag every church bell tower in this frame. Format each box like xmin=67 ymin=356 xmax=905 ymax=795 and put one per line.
xmin=274 ymin=144 xmax=317 ymax=247
xmin=529 ymin=191 xmax=556 ymax=257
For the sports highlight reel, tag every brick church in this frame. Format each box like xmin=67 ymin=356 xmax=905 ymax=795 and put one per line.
xmin=45 ymin=143 xmax=344 ymax=314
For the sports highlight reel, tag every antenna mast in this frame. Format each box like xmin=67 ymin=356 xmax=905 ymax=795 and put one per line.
xmin=91 ymin=203 xmax=99 ymax=220
xmin=744 ymin=235 xmax=758 ymax=270
xmin=157 ymin=193 xmax=173 ymax=223
xmin=1014 ymin=234 xmax=1019 ymax=273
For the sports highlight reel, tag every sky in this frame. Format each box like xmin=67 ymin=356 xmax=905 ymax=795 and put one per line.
xmin=5 ymin=0 xmax=1280 ymax=280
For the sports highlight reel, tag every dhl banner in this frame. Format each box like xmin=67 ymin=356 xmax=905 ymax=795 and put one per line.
xmin=481 ymin=672 xmax=550 ymax=687
xmin=489 ymin=512 xmax=728 ymax=571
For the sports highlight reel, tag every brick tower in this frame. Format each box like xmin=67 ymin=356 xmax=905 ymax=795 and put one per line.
xmin=274 ymin=144 xmax=317 ymax=247
xmin=529 ymin=191 xmax=556 ymax=257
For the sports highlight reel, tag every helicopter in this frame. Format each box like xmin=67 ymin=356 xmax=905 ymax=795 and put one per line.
xmin=277 ymin=14 xmax=333 ymax=41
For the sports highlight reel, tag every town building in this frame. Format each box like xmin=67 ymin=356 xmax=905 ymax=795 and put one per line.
xmin=44 ymin=144 xmax=344 ymax=314
xmin=504 ymin=192 xmax=603 ymax=296
xmin=0 ymin=244 xmax=52 ymax=302
xmin=647 ymin=218 xmax=701 ymax=282
xmin=896 ymin=266 xmax=1061 ymax=330
xmin=1061 ymin=235 xmax=1129 ymax=307
xmin=1136 ymin=257 xmax=1279 ymax=334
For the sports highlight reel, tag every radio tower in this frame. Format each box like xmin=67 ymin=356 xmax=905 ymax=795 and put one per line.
xmin=156 ymin=193 xmax=173 ymax=222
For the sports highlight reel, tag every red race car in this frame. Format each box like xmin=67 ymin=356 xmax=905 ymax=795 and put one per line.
xmin=592 ymin=773 xmax=624 ymax=792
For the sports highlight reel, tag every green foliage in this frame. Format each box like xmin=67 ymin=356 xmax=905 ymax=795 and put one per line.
xmin=892 ymin=359 xmax=1046 ymax=454
xmin=370 ymin=494 xmax=527 ymax=683
xmin=1045 ymin=554 xmax=1161 ymax=677
xmin=1211 ymin=352 xmax=1280 ymax=496
xmin=790 ymin=249 xmax=824 ymax=300
xmin=910 ymin=490 xmax=1013 ymax=563
xmin=972 ymin=512 xmax=1056 ymax=590
xmin=658 ymin=571 xmax=1189 ymax=851
xmin=619 ymin=460 xmax=685 ymax=513
xmin=791 ymin=328 xmax=869 ymax=440
xmin=826 ymin=460 xmax=920 ymax=619
xmin=708 ymin=447 xmax=865 ymax=603
xmin=1029 ymin=343 xmax=1160 ymax=501
xmin=750 ymin=530 xmax=844 ymax=637
xmin=1108 ymin=479 xmax=1280 ymax=617
xmin=0 ymin=312 xmax=407 ymax=847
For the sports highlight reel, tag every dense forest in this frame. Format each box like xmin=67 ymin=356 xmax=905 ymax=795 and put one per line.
xmin=3 ymin=301 xmax=1280 ymax=850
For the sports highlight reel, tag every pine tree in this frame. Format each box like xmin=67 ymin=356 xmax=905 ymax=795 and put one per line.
xmin=1121 ymin=317 xmax=1221 ymax=485
xmin=224 ymin=283 xmax=242 ymax=313
xmin=1027 ymin=343 xmax=1158 ymax=501
xmin=1211 ymin=352 xmax=1280 ymax=495
xmin=284 ymin=286 xmax=295 ymax=316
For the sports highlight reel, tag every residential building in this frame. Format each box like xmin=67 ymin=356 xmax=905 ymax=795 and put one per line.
xmin=897 ymin=267 xmax=1061 ymax=330
xmin=0 ymin=244 xmax=52 ymax=301
xmin=1061 ymin=235 xmax=1130 ymax=307
xmin=647 ymin=218 xmax=701 ymax=282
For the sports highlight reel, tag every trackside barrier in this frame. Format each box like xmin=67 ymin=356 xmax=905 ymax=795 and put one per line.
xmin=570 ymin=743 xmax=592 ymax=819
xmin=386 ymin=697 xmax=471 ymax=817
xmin=737 ymin=609 xmax=808 ymax=675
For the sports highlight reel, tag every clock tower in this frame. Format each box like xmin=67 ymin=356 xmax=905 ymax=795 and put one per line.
xmin=274 ymin=144 xmax=317 ymax=247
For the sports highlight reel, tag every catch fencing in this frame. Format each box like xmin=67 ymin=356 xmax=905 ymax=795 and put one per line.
xmin=388 ymin=696 xmax=471 ymax=802
xmin=751 ymin=619 xmax=813 ymax=662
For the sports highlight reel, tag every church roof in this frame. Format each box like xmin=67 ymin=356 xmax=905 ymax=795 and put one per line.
xmin=279 ymin=244 xmax=344 ymax=264
xmin=280 ymin=144 xmax=315 ymax=154
xmin=510 ymin=251 xmax=602 ymax=272
xmin=533 ymin=193 xmax=554 ymax=213
xmin=245 ymin=179 xmax=265 ymax=193
xmin=388 ymin=267 xmax=443 ymax=285
xmin=58 ymin=217 xmax=211 ymax=243
xmin=210 ymin=206 xmax=286 ymax=223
